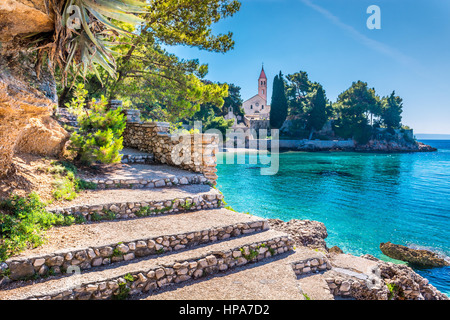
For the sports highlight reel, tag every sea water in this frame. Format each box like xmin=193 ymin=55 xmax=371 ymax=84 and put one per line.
xmin=216 ymin=140 xmax=450 ymax=296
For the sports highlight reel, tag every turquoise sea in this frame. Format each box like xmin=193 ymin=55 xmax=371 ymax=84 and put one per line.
xmin=216 ymin=140 xmax=450 ymax=296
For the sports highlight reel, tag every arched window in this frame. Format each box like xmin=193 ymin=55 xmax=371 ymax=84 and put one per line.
xmin=250 ymin=105 xmax=253 ymax=109
xmin=262 ymin=105 xmax=264 ymax=109
xmin=262 ymin=90 xmax=264 ymax=95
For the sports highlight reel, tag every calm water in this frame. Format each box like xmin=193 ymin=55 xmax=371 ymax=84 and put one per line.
xmin=216 ymin=140 xmax=450 ymax=296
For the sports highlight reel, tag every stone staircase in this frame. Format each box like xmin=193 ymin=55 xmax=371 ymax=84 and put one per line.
xmin=55 ymin=108 xmax=79 ymax=128
xmin=0 ymin=147 xmax=389 ymax=300
xmin=0 ymin=154 xmax=302 ymax=300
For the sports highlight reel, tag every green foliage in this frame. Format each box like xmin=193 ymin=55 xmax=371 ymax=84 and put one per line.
xmin=335 ymin=81 xmax=381 ymax=125
xmin=187 ymin=82 xmax=238 ymax=135
xmin=37 ymin=0 xmax=149 ymax=85
xmin=333 ymin=81 xmax=382 ymax=144
xmin=113 ymin=282 xmax=131 ymax=300
xmin=204 ymin=116 xmax=234 ymax=137
xmin=285 ymin=71 xmax=313 ymax=117
xmin=124 ymin=273 xmax=135 ymax=282
xmin=68 ymin=85 xmax=126 ymax=165
xmin=75 ymin=215 xmax=88 ymax=224
xmin=381 ymin=91 xmax=403 ymax=129
xmin=303 ymin=293 xmax=312 ymax=300
xmin=50 ymin=160 xmax=96 ymax=201
xmin=270 ymin=72 xmax=288 ymax=129
xmin=0 ymin=193 xmax=62 ymax=261
xmin=91 ymin=212 xmax=103 ymax=222
xmin=58 ymin=1 xmax=241 ymax=122
xmin=180 ymin=200 xmax=194 ymax=211
xmin=52 ymin=175 xmax=78 ymax=201
xmin=222 ymin=83 xmax=245 ymax=117
xmin=240 ymin=247 xmax=259 ymax=261
xmin=387 ymin=282 xmax=404 ymax=300
xmin=112 ymin=247 xmax=124 ymax=258
xmin=305 ymin=86 xmax=328 ymax=133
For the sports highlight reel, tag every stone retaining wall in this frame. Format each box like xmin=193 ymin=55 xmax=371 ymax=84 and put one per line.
xmin=49 ymin=193 xmax=225 ymax=221
xmin=24 ymin=235 xmax=293 ymax=300
xmin=5 ymin=220 xmax=270 ymax=281
xmin=324 ymin=273 xmax=389 ymax=300
xmin=122 ymin=112 xmax=219 ymax=185
xmin=292 ymin=257 xmax=331 ymax=276
xmin=84 ymin=173 xmax=207 ymax=190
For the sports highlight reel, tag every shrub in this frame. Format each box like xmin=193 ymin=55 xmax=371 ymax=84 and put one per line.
xmin=67 ymin=85 xmax=126 ymax=165
xmin=50 ymin=160 xmax=96 ymax=201
xmin=0 ymin=193 xmax=57 ymax=261
xmin=353 ymin=123 xmax=373 ymax=145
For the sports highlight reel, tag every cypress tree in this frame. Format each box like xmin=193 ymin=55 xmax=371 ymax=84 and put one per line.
xmin=270 ymin=71 xmax=288 ymax=129
xmin=307 ymin=86 xmax=328 ymax=134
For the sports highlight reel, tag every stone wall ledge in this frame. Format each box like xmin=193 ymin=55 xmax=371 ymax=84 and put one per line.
xmin=122 ymin=112 xmax=219 ymax=185
xmin=3 ymin=219 xmax=270 ymax=282
xmin=84 ymin=174 xmax=208 ymax=190
xmin=18 ymin=235 xmax=292 ymax=300
xmin=291 ymin=257 xmax=332 ymax=276
xmin=48 ymin=193 xmax=225 ymax=220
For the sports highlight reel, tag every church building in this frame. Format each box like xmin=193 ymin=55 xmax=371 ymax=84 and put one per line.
xmin=241 ymin=66 xmax=271 ymax=120
xmin=224 ymin=66 xmax=271 ymax=126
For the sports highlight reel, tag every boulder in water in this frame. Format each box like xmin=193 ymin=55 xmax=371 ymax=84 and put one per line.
xmin=380 ymin=242 xmax=449 ymax=268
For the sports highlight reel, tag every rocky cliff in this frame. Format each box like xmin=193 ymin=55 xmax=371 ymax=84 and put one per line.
xmin=0 ymin=0 xmax=68 ymax=176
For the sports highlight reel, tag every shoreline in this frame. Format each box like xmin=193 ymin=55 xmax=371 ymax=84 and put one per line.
xmin=219 ymin=141 xmax=437 ymax=154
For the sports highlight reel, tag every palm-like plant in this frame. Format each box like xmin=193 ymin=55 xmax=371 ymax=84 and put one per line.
xmin=35 ymin=0 xmax=148 ymax=84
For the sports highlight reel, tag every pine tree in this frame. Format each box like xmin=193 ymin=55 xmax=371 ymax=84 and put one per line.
xmin=382 ymin=91 xmax=403 ymax=130
xmin=270 ymin=72 xmax=288 ymax=129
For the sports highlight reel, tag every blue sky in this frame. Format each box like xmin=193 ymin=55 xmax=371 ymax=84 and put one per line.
xmin=168 ymin=0 xmax=450 ymax=134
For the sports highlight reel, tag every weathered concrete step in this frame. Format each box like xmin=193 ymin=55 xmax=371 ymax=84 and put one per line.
xmin=79 ymin=163 xmax=208 ymax=190
xmin=297 ymin=273 xmax=335 ymax=300
xmin=47 ymin=184 xmax=224 ymax=221
xmin=138 ymin=247 xmax=326 ymax=300
xmin=0 ymin=230 xmax=294 ymax=300
xmin=3 ymin=209 xmax=269 ymax=282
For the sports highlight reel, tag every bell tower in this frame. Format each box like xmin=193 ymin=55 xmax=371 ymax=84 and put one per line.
xmin=258 ymin=65 xmax=267 ymax=103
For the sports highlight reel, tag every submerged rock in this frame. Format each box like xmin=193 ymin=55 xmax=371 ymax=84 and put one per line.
xmin=329 ymin=246 xmax=344 ymax=254
xmin=380 ymin=242 xmax=449 ymax=268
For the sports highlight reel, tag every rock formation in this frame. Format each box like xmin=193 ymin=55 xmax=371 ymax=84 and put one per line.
xmin=380 ymin=242 xmax=450 ymax=268
xmin=268 ymin=219 xmax=328 ymax=251
xmin=0 ymin=0 xmax=68 ymax=176
xmin=0 ymin=0 xmax=54 ymax=43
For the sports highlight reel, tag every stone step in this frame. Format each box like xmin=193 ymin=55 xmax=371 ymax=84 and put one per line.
xmin=2 ymin=209 xmax=269 ymax=283
xmin=137 ymin=247 xmax=327 ymax=300
xmin=297 ymin=273 xmax=335 ymax=300
xmin=79 ymin=163 xmax=208 ymax=190
xmin=0 ymin=230 xmax=294 ymax=300
xmin=47 ymin=184 xmax=224 ymax=221
xmin=120 ymin=148 xmax=154 ymax=164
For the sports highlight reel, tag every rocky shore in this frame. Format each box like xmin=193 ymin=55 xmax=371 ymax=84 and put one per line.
xmin=380 ymin=242 xmax=450 ymax=268
xmin=268 ymin=218 xmax=448 ymax=300
xmin=354 ymin=140 xmax=437 ymax=153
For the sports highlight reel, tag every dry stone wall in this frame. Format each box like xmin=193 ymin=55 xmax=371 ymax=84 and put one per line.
xmin=85 ymin=173 xmax=207 ymax=190
xmin=5 ymin=220 xmax=270 ymax=282
xmin=292 ymin=257 xmax=331 ymax=276
xmin=20 ymin=235 xmax=293 ymax=300
xmin=50 ymin=192 xmax=225 ymax=221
